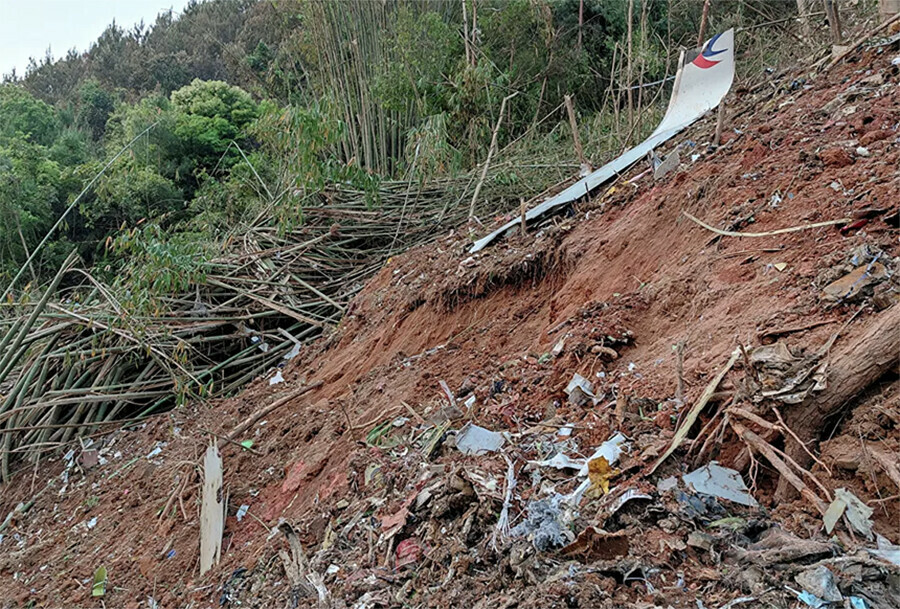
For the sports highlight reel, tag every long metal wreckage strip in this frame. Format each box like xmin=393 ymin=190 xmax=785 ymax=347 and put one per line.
xmin=470 ymin=29 xmax=735 ymax=253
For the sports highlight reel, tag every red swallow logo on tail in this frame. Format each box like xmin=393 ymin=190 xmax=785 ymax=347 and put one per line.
xmin=693 ymin=33 xmax=727 ymax=69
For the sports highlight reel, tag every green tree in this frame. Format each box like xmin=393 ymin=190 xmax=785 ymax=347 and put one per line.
xmin=76 ymin=80 xmax=116 ymax=141
xmin=0 ymin=137 xmax=61 ymax=273
xmin=0 ymin=85 xmax=60 ymax=146
xmin=170 ymin=79 xmax=258 ymax=181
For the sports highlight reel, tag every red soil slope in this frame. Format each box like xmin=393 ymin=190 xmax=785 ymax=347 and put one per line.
xmin=0 ymin=43 xmax=898 ymax=609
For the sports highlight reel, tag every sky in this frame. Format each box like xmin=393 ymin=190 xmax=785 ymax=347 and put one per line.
xmin=0 ymin=0 xmax=194 ymax=78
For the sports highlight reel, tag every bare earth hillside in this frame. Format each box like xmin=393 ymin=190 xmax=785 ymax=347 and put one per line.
xmin=1 ymin=38 xmax=898 ymax=609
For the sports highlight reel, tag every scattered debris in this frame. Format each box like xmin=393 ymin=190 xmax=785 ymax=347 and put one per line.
xmin=530 ymin=453 xmax=584 ymax=471
xmin=511 ymin=494 xmax=575 ymax=550
xmin=78 ymin=449 xmax=100 ymax=470
xmin=653 ymin=147 xmax=681 ymax=180
xmin=749 ymin=341 xmax=828 ymax=404
xmin=395 ymin=538 xmax=424 ymax=568
xmin=824 ymin=488 xmax=874 ymax=539
xmin=821 ymin=261 xmax=888 ymax=302
xmin=794 ymin=588 xmax=831 ymax=609
xmin=551 ymin=337 xmax=565 ymax=357
xmin=869 ymin=534 xmax=900 ymax=567
xmin=587 ymin=455 xmax=619 ymax=495
xmin=145 ymin=443 xmax=165 ymax=460
xmin=236 ymin=505 xmax=249 ymax=522
xmin=92 ymin=566 xmax=107 ymax=597
xmin=657 ymin=476 xmax=679 ymax=493
xmin=454 ymin=423 xmax=505 ymax=455
xmin=278 ymin=521 xmax=330 ymax=606
xmin=609 ymin=488 xmax=653 ymax=515
xmin=795 ymin=565 xmax=843 ymax=603
xmin=683 ymin=462 xmax=758 ymax=507
xmin=560 ymin=527 xmax=629 ymax=562
xmin=565 ymin=373 xmax=599 ymax=406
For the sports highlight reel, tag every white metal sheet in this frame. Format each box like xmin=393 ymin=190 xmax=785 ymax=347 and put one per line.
xmin=470 ymin=29 xmax=735 ymax=253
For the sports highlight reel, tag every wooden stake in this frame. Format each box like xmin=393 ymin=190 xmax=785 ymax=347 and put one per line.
xmin=564 ymin=94 xmax=586 ymax=169
xmin=823 ymin=0 xmax=843 ymax=43
xmin=714 ymin=101 xmax=726 ymax=146
xmin=519 ymin=198 xmax=527 ymax=236
xmin=697 ymin=0 xmax=711 ymax=46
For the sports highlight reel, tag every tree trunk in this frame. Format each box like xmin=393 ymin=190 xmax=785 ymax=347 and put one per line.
xmin=880 ymin=0 xmax=900 ymax=21
xmin=625 ymin=0 xmax=634 ymax=143
xmin=796 ymin=0 xmax=812 ymax=39
xmin=578 ymin=0 xmax=584 ymax=51
xmin=774 ymin=304 xmax=900 ymax=501
xmin=823 ymin=0 xmax=842 ymax=43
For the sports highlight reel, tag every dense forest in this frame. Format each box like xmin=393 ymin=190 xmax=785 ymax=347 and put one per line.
xmin=0 ymin=0 xmax=866 ymax=468
xmin=0 ymin=0 xmax=821 ymax=285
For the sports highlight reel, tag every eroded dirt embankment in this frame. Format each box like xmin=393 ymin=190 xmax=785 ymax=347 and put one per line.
xmin=0 ymin=45 xmax=898 ymax=609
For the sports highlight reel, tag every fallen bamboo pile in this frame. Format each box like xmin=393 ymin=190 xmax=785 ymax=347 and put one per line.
xmin=0 ymin=160 xmax=573 ymax=478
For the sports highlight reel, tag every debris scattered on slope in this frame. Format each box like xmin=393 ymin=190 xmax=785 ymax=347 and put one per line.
xmin=683 ymin=462 xmax=759 ymax=507
xmin=565 ymin=373 xmax=600 ymax=406
xmin=1 ymin=28 xmax=899 ymax=609
xmin=454 ymin=423 xmax=506 ymax=455
xmin=825 ymin=488 xmax=874 ymax=539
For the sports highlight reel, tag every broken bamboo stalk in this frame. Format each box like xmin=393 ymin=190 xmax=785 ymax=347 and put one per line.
xmin=732 ymin=420 xmax=828 ymax=515
xmin=697 ymin=0 xmax=711 ymax=47
xmin=826 ymin=11 xmax=900 ymax=71
xmin=469 ymin=92 xmax=519 ymax=219
xmin=714 ymin=101 xmax=726 ymax=146
xmin=222 ymin=381 xmax=323 ymax=446
xmin=650 ymin=348 xmax=740 ymax=473
xmin=564 ymin=94 xmax=586 ymax=169
xmin=682 ymin=211 xmax=851 ymax=238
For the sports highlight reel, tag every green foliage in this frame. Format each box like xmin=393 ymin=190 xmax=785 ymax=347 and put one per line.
xmin=374 ymin=9 xmax=460 ymax=116
xmin=404 ymin=112 xmax=461 ymax=178
xmin=0 ymin=85 xmax=60 ymax=146
xmin=76 ymin=80 xmax=116 ymax=141
xmin=248 ymin=102 xmax=380 ymax=229
xmin=246 ymin=41 xmax=276 ymax=73
xmin=110 ymin=223 xmax=213 ymax=301
xmin=171 ymin=79 xmax=257 ymax=128
xmin=49 ymin=129 xmax=90 ymax=167
xmin=88 ymin=164 xmax=182 ymax=230
xmin=0 ymin=138 xmax=61 ymax=271
xmin=170 ymin=79 xmax=258 ymax=181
